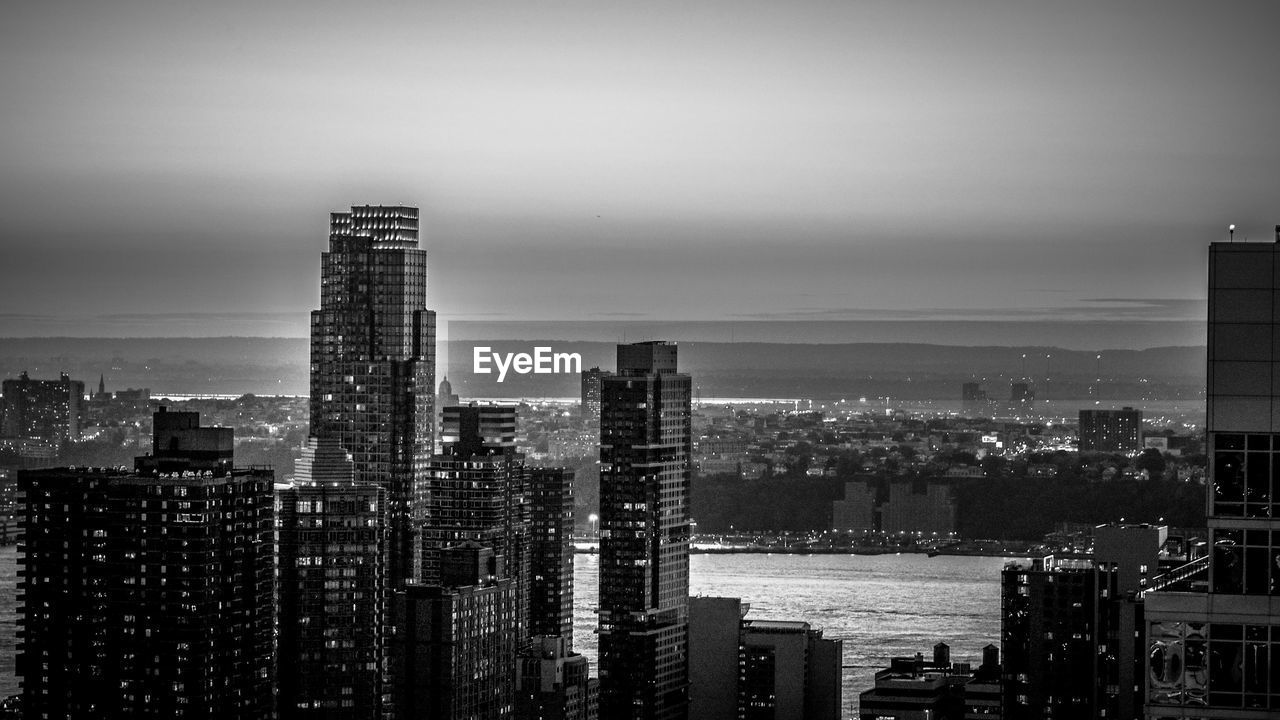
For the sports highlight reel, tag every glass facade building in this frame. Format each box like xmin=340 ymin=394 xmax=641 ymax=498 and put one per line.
xmin=1145 ymin=241 xmax=1280 ymax=717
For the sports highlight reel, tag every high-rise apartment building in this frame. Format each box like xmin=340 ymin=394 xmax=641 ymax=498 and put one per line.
xmin=1079 ymin=407 xmax=1143 ymax=453
xmin=597 ymin=342 xmax=692 ymax=720
xmin=580 ymin=367 xmax=613 ymax=424
xmin=17 ymin=410 xmax=274 ymax=719
xmin=277 ymin=437 xmax=388 ymax=720
xmin=392 ymin=542 xmax=519 ymax=720
xmin=529 ymin=467 xmax=576 ymax=644
xmin=1144 ymin=240 xmax=1280 ymax=717
xmin=421 ymin=404 xmax=530 ymax=640
xmin=1 ymin=371 xmax=84 ymax=447
xmin=1001 ymin=556 xmax=1106 ymax=719
xmin=310 ymin=204 xmax=436 ymax=587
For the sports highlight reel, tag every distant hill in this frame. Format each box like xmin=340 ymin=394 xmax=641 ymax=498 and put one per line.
xmin=0 ymin=337 xmax=1204 ymax=401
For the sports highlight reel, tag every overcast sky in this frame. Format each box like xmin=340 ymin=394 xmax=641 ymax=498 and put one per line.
xmin=2 ymin=0 xmax=1278 ymax=341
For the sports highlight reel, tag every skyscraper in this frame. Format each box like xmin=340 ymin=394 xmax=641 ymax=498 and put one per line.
xmin=309 ymin=204 xmax=436 ymax=587
xmin=597 ymin=341 xmax=692 ymax=720
xmin=528 ymin=467 xmax=576 ymax=644
xmin=17 ymin=410 xmax=274 ymax=719
xmin=580 ymin=367 xmax=613 ymax=424
xmin=1144 ymin=239 xmax=1280 ymax=716
xmin=277 ymin=437 xmax=388 ymax=720
xmin=421 ymin=404 xmax=530 ymax=640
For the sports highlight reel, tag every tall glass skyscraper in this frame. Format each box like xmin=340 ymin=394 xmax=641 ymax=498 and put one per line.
xmin=1145 ymin=239 xmax=1280 ymax=716
xmin=310 ymin=204 xmax=436 ymax=588
xmin=597 ymin=342 xmax=692 ymax=720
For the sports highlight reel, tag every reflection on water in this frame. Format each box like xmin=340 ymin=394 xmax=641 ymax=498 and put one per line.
xmin=0 ymin=546 xmax=1008 ymax=716
xmin=574 ymin=552 xmax=1008 ymax=717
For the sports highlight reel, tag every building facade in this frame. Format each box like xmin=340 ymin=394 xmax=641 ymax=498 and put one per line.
xmin=516 ymin=636 xmax=599 ymax=720
xmin=421 ymin=404 xmax=530 ymax=643
xmin=309 ymin=204 xmax=436 ymax=588
xmin=277 ymin=437 xmax=388 ymax=720
xmin=529 ymin=466 xmax=576 ymax=644
xmin=580 ymin=367 xmax=613 ymax=425
xmin=598 ymin=342 xmax=692 ymax=720
xmin=741 ymin=620 xmax=842 ymax=720
xmin=1144 ymin=240 xmax=1280 ymax=717
xmin=1 ymin=371 xmax=84 ymax=448
xmin=1079 ymin=407 xmax=1143 ymax=453
xmin=17 ymin=411 xmax=274 ymax=719
xmin=392 ymin=543 xmax=519 ymax=720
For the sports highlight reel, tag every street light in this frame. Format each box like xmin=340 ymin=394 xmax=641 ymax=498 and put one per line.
xmin=1229 ymin=224 xmax=1236 ymax=242
xmin=588 ymin=513 xmax=599 ymax=538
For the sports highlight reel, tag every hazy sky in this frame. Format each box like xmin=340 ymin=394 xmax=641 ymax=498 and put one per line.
xmin=2 ymin=0 xmax=1278 ymax=340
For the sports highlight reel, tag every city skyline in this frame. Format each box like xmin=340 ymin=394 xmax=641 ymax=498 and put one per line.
xmin=3 ymin=1 xmax=1279 ymax=339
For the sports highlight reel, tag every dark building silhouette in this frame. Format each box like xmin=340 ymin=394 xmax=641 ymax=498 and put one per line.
xmin=277 ymin=437 xmax=388 ymax=720
xmin=858 ymin=643 xmax=1001 ymax=720
xmin=580 ymin=367 xmax=613 ymax=424
xmin=1001 ymin=556 xmax=1114 ymax=719
xmin=438 ymin=375 xmax=460 ymax=408
xmin=1009 ymin=382 xmax=1034 ymax=412
xmin=961 ymin=382 xmax=989 ymax=416
xmin=687 ymin=597 xmax=842 ymax=720
xmin=528 ymin=467 xmax=576 ymax=644
xmin=516 ymin=636 xmax=599 ymax=720
xmin=309 ymin=204 xmax=436 ymax=588
xmin=688 ymin=597 xmax=746 ymax=720
xmin=392 ymin=543 xmax=518 ymax=720
xmin=1078 ymin=407 xmax=1143 ymax=453
xmin=422 ymin=404 xmax=530 ymax=641
xmin=1 ymin=371 xmax=84 ymax=453
xmin=598 ymin=342 xmax=692 ymax=720
xmin=17 ymin=410 xmax=274 ymax=719
xmin=136 ymin=406 xmax=233 ymax=473
xmin=741 ymin=620 xmax=842 ymax=720
xmin=1144 ymin=239 xmax=1280 ymax=717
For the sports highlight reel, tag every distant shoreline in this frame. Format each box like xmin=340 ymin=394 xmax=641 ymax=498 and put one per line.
xmin=574 ymin=545 xmax=1033 ymax=558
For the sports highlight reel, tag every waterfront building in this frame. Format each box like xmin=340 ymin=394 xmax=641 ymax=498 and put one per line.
xmin=882 ymin=480 xmax=956 ymax=536
xmin=597 ymin=342 xmax=691 ymax=720
xmin=831 ymin=480 xmax=876 ymax=533
xmin=688 ymin=597 xmax=748 ymax=720
xmin=310 ymin=204 xmax=435 ymax=588
xmin=688 ymin=597 xmax=842 ymax=720
xmin=1079 ymin=407 xmax=1143 ymax=453
xmin=741 ymin=619 xmax=842 ymax=720
xmin=16 ymin=410 xmax=274 ymax=719
xmin=1001 ymin=556 xmax=1104 ymax=719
